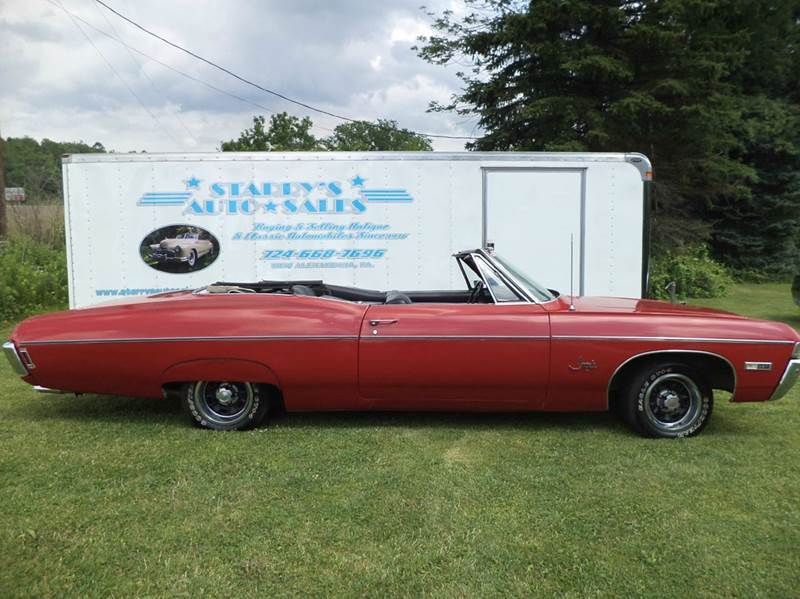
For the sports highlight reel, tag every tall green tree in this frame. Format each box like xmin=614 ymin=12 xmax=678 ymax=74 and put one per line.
xmin=221 ymin=113 xmax=320 ymax=151
xmin=711 ymin=96 xmax=800 ymax=278
xmin=707 ymin=3 xmax=800 ymax=277
xmin=417 ymin=0 xmax=800 ymax=276
xmin=324 ymin=119 xmax=432 ymax=151
xmin=223 ymin=114 xmax=433 ymax=152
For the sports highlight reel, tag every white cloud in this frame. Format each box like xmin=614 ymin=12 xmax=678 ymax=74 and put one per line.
xmin=0 ymin=0 xmax=478 ymax=151
xmin=389 ymin=17 xmax=432 ymax=44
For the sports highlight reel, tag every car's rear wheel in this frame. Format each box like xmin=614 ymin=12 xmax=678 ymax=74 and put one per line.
xmin=187 ymin=249 xmax=197 ymax=267
xmin=181 ymin=381 xmax=269 ymax=431
xmin=622 ymin=362 xmax=713 ymax=438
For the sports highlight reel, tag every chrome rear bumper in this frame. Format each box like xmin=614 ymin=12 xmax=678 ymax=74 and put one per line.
xmin=769 ymin=359 xmax=800 ymax=401
xmin=2 ymin=341 xmax=28 ymax=376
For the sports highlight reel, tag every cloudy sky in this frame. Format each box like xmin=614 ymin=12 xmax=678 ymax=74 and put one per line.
xmin=0 ymin=0 xmax=480 ymax=152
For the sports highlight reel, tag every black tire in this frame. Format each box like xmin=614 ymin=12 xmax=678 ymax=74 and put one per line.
xmin=187 ymin=249 xmax=197 ymax=267
xmin=622 ymin=362 xmax=713 ymax=438
xmin=181 ymin=381 xmax=269 ymax=431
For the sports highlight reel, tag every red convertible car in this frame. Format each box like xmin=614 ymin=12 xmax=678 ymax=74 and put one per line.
xmin=4 ymin=249 xmax=799 ymax=437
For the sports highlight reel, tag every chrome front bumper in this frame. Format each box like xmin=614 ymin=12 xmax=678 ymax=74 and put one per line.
xmin=769 ymin=359 xmax=800 ymax=401
xmin=152 ymin=254 xmax=190 ymax=263
xmin=2 ymin=341 xmax=29 ymax=376
xmin=151 ymin=250 xmax=189 ymax=263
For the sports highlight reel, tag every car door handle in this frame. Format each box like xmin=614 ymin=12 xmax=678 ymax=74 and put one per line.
xmin=369 ymin=319 xmax=398 ymax=326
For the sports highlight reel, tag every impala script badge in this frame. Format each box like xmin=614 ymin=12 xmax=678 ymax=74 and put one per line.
xmin=568 ymin=358 xmax=597 ymax=371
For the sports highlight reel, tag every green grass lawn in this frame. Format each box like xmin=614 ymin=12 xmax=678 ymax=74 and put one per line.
xmin=1 ymin=284 xmax=799 ymax=597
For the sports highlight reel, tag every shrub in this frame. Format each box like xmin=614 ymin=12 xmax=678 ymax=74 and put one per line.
xmin=649 ymin=244 xmax=733 ymax=300
xmin=0 ymin=235 xmax=68 ymax=322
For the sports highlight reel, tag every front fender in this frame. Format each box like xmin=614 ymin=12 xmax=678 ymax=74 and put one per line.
xmin=160 ymin=358 xmax=282 ymax=388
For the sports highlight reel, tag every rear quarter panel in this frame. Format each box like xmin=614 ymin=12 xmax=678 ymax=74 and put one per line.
xmin=12 ymin=294 xmax=368 ymax=409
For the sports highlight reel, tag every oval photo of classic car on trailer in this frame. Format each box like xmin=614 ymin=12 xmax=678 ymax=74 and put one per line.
xmin=140 ymin=225 xmax=219 ymax=273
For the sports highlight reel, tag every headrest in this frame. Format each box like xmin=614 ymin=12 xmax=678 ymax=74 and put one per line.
xmin=292 ymin=285 xmax=316 ymax=296
xmin=385 ymin=290 xmax=412 ymax=304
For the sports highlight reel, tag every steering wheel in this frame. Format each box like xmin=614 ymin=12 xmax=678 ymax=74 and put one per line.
xmin=468 ymin=280 xmax=485 ymax=304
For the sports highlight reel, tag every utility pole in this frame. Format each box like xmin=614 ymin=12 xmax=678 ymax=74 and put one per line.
xmin=0 ymin=130 xmax=6 ymax=239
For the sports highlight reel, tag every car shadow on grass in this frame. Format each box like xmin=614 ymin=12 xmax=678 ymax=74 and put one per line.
xmin=274 ymin=410 xmax=750 ymax=437
xmin=23 ymin=394 xmax=182 ymax=426
xmin=24 ymin=393 xmax=753 ymax=437
xmin=274 ymin=410 xmax=627 ymax=434
xmin=25 ymin=393 xmax=633 ymax=434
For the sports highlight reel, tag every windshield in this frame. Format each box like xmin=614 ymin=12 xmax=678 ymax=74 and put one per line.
xmin=490 ymin=253 xmax=556 ymax=302
xmin=474 ymin=257 xmax=524 ymax=302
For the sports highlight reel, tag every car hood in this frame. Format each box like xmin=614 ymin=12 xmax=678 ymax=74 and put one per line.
xmin=564 ymin=296 xmax=744 ymax=318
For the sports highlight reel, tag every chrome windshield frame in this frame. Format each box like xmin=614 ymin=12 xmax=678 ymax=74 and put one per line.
xmin=472 ymin=254 xmax=527 ymax=304
xmin=455 ymin=249 xmax=541 ymax=304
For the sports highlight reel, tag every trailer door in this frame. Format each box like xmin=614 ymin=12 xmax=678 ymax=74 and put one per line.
xmin=484 ymin=168 xmax=585 ymax=295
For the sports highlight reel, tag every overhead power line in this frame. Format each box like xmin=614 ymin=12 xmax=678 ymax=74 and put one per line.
xmin=54 ymin=0 xmax=179 ymax=146
xmin=90 ymin=0 xmax=198 ymax=146
xmin=45 ymin=0 xmax=334 ymax=136
xmin=93 ymin=0 xmax=479 ymax=141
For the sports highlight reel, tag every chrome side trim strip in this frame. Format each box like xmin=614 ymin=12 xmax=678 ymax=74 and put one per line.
xmin=768 ymin=359 xmax=800 ymax=401
xmin=553 ymin=335 xmax=794 ymax=345
xmin=364 ymin=335 xmax=550 ymax=340
xmin=23 ymin=334 xmax=552 ymax=346
xmin=23 ymin=335 xmax=358 ymax=346
xmin=3 ymin=341 xmax=29 ymax=376
xmin=25 ymin=334 xmax=792 ymax=346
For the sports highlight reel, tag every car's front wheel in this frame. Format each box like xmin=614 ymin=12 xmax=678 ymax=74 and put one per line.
xmin=181 ymin=381 xmax=269 ymax=431
xmin=622 ymin=362 xmax=713 ymax=438
xmin=187 ymin=249 xmax=197 ymax=267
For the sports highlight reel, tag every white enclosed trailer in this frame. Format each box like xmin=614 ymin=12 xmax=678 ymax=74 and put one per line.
xmin=61 ymin=152 xmax=652 ymax=308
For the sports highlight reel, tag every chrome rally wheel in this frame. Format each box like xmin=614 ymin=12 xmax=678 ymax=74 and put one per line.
xmin=182 ymin=381 xmax=269 ymax=431
xmin=624 ymin=363 xmax=713 ymax=438
xmin=643 ymin=373 xmax=702 ymax=432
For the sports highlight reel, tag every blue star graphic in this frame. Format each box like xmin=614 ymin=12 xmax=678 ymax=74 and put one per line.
xmin=351 ymin=175 xmax=366 ymax=187
xmin=185 ymin=176 xmax=202 ymax=189
xmin=265 ymin=201 xmax=278 ymax=213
